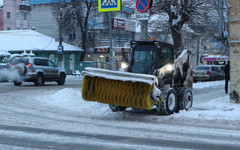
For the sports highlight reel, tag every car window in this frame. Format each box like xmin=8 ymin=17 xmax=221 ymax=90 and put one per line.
xmin=12 ymin=57 xmax=29 ymax=65
xmin=48 ymin=60 xmax=55 ymax=67
xmin=212 ymin=67 xmax=216 ymax=71
xmin=196 ymin=66 xmax=210 ymax=70
xmin=34 ymin=59 xmax=48 ymax=66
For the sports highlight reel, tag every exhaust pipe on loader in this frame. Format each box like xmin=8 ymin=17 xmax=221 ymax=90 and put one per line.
xmin=81 ymin=67 xmax=162 ymax=110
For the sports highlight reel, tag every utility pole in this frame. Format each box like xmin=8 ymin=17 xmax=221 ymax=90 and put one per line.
xmin=58 ymin=7 xmax=63 ymax=67
xmin=109 ymin=12 xmax=113 ymax=69
xmin=140 ymin=20 xmax=149 ymax=40
xmin=218 ymin=0 xmax=224 ymax=39
xmin=196 ymin=38 xmax=200 ymax=66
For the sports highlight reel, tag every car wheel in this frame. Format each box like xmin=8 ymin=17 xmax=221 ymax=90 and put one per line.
xmin=34 ymin=74 xmax=44 ymax=86
xmin=14 ymin=80 xmax=22 ymax=86
xmin=57 ymin=73 xmax=65 ymax=85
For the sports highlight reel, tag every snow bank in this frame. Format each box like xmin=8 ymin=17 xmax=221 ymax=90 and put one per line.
xmin=174 ymin=95 xmax=240 ymax=121
xmin=39 ymin=80 xmax=240 ymax=121
xmin=193 ymin=80 xmax=224 ymax=89
xmin=45 ymin=88 xmax=111 ymax=116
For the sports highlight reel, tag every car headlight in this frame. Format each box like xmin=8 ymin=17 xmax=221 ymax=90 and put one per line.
xmin=121 ymin=62 xmax=128 ymax=69
xmin=166 ymin=64 xmax=174 ymax=72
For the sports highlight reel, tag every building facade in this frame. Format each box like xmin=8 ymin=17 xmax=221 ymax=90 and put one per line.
xmin=0 ymin=0 xmax=31 ymax=30
xmin=29 ymin=0 xmax=135 ymax=71
xmin=0 ymin=30 xmax=84 ymax=75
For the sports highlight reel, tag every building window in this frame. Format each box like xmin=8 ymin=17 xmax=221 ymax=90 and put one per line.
xmin=24 ymin=13 xmax=27 ymax=20
xmin=22 ymin=0 xmax=29 ymax=5
xmin=7 ymin=27 xmax=10 ymax=30
xmin=70 ymin=54 xmax=75 ymax=70
xmin=7 ymin=12 xmax=10 ymax=18
xmin=16 ymin=12 xmax=20 ymax=19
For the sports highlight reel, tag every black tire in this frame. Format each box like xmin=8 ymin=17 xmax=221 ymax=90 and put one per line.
xmin=176 ymin=87 xmax=193 ymax=111
xmin=57 ymin=73 xmax=66 ymax=85
xmin=14 ymin=81 xmax=22 ymax=86
xmin=157 ymin=87 xmax=177 ymax=115
xmin=34 ymin=74 xmax=44 ymax=86
xmin=109 ymin=105 xmax=127 ymax=112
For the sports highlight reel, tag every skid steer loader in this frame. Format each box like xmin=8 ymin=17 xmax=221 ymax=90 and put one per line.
xmin=81 ymin=40 xmax=193 ymax=115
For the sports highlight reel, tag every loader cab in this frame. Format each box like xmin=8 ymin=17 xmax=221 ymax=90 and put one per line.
xmin=129 ymin=40 xmax=174 ymax=75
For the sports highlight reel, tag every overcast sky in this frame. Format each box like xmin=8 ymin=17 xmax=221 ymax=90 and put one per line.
xmin=0 ymin=0 xmax=3 ymax=6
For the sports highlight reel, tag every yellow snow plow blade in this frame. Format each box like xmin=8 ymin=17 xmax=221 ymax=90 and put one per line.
xmin=81 ymin=68 xmax=156 ymax=110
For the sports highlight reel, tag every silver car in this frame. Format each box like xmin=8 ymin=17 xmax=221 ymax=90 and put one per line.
xmin=193 ymin=65 xmax=223 ymax=82
xmin=9 ymin=57 xmax=66 ymax=86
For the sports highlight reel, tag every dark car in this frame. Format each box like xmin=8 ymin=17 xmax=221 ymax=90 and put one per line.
xmin=193 ymin=65 xmax=223 ymax=82
xmin=0 ymin=63 xmax=8 ymax=82
xmin=9 ymin=57 xmax=66 ymax=86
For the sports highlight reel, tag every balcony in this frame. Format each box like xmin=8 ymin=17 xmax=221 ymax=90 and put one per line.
xmin=19 ymin=4 xmax=31 ymax=11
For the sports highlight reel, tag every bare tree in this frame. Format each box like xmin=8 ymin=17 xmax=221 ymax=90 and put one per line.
xmin=150 ymin=0 xmax=222 ymax=55
xmin=52 ymin=0 xmax=97 ymax=61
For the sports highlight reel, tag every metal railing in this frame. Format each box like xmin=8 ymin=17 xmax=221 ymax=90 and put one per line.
xmin=92 ymin=62 xmax=112 ymax=70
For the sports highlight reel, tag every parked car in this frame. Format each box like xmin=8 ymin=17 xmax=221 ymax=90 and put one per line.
xmin=0 ymin=63 xmax=8 ymax=82
xmin=193 ymin=65 xmax=223 ymax=82
xmin=9 ymin=57 xmax=66 ymax=86
xmin=215 ymin=65 xmax=225 ymax=80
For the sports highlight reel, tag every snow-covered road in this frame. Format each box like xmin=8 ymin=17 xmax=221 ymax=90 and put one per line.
xmin=0 ymin=77 xmax=239 ymax=149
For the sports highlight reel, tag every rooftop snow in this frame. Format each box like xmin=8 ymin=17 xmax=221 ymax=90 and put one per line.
xmin=0 ymin=30 xmax=83 ymax=52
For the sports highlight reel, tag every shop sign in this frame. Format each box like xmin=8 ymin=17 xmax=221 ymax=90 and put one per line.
xmin=94 ymin=48 xmax=110 ymax=53
xmin=122 ymin=48 xmax=130 ymax=52
xmin=112 ymin=18 xmax=125 ymax=30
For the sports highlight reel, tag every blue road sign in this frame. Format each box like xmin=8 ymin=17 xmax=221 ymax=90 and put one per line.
xmin=136 ymin=0 xmax=150 ymax=12
xmin=98 ymin=0 xmax=121 ymax=12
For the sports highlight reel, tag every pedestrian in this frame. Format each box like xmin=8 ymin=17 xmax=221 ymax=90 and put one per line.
xmin=225 ymin=61 xmax=230 ymax=94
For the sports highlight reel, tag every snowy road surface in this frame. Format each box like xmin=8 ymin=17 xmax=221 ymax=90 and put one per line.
xmin=0 ymin=77 xmax=239 ymax=150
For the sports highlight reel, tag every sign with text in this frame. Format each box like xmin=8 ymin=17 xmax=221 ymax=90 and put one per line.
xmin=136 ymin=11 xmax=150 ymax=20
xmin=112 ymin=18 xmax=125 ymax=30
xmin=94 ymin=47 xmax=110 ymax=53
xmin=98 ymin=0 xmax=121 ymax=12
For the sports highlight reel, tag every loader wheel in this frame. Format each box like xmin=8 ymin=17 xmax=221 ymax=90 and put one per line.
xmin=157 ymin=87 xmax=177 ymax=115
xmin=176 ymin=87 xmax=193 ymax=111
xmin=109 ymin=105 xmax=127 ymax=112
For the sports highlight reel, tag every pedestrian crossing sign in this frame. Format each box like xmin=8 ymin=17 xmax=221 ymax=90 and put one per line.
xmin=98 ymin=0 xmax=121 ymax=12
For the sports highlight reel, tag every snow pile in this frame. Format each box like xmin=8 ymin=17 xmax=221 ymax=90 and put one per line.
xmin=174 ymin=95 xmax=240 ymax=121
xmin=46 ymin=88 xmax=110 ymax=116
xmin=40 ymin=80 xmax=240 ymax=121
xmin=193 ymin=80 xmax=224 ymax=89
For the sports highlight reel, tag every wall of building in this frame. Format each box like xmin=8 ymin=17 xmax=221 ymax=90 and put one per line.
xmin=0 ymin=0 xmax=31 ymax=31
xmin=30 ymin=4 xmax=57 ymax=38
xmin=0 ymin=9 xmax=3 ymax=30
xmin=3 ymin=0 xmax=17 ymax=30
xmin=229 ymin=0 xmax=240 ymax=103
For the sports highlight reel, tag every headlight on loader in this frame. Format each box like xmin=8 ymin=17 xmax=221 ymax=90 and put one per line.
xmin=166 ymin=64 xmax=174 ymax=72
xmin=121 ymin=62 xmax=128 ymax=69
